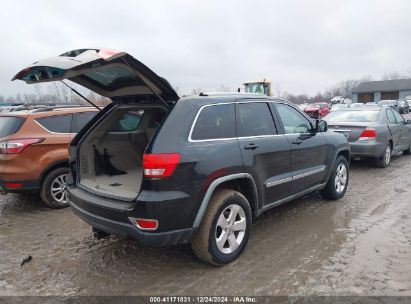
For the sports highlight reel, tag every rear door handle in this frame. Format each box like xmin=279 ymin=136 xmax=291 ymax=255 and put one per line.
xmin=244 ymin=143 xmax=258 ymax=150
xmin=292 ymin=139 xmax=303 ymax=145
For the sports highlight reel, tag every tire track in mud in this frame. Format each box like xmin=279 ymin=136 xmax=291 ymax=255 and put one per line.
xmin=1 ymin=156 xmax=411 ymax=295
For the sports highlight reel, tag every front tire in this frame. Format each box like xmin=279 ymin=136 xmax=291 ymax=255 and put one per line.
xmin=40 ymin=167 xmax=70 ymax=209
xmin=191 ymin=189 xmax=252 ymax=265
xmin=320 ymin=155 xmax=349 ymax=200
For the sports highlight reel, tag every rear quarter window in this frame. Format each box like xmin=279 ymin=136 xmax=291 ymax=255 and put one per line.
xmin=36 ymin=114 xmax=73 ymax=133
xmin=191 ymin=104 xmax=235 ymax=140
xmin=0 ymin=116 xmax=25 ymax=138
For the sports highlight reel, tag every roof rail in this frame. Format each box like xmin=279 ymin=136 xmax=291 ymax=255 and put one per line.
xmin=8 ymin=103 xmax=90 ymax=113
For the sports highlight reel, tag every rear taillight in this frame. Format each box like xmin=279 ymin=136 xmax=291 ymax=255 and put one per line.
xmin=143 ymin=153 xmax=181 ymax=178
xmin=0 ymin=138 xmax=44 ymax=154
xmin=359 ymin=128 xmax=377 ymax=141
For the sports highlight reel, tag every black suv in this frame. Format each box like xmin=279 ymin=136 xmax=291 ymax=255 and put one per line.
xmin=14 ymin=49 xmax=351 ymax=265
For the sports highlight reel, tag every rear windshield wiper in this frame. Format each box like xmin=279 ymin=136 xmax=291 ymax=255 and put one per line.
xmin=60 ymin=81 xmax=101 ymax=111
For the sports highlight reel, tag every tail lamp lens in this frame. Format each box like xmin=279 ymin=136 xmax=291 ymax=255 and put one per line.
xmin=359 ymin=129 xmax=377 ymax=141
xmin=143 ymin=153 xmax=181 ymax=178
xmin=0 ymin=138 xmax=44 ymax=154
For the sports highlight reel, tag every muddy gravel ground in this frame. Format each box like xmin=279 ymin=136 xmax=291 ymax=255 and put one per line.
xmin=1 ymin=158 xmax=411 ymax=296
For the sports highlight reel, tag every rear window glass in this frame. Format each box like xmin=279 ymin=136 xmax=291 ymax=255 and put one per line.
xmin=325 ymin=110 xmax=380 ymax=123
xmin=0 ymin=117 xmax=25 ymax=138
xmin=109 ymin=111 xmax=143 ymax=132
xmin=82 ymin=65 xmax=145 ymax=91
xmin=36 ymin=114 xmax=73 ymax=133
xmin=237 ymin=103 xmax=277 ymax=137
xmin=191 ymin=104 xmax=235 ymax=140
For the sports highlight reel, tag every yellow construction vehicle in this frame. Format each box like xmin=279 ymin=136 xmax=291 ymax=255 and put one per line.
xmin=243 ymin=79 xmax=272 ymax=96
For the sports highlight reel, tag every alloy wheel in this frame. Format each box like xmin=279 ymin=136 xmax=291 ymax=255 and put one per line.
xmin=334 ymin=163 xmax=347 ymax=193
xmin=215 ymin=204 xmax=247 ymax=254
xmin=50 ymin=174 xmax=69 ymax=205
xmin=384 ymin=145 xmax=391 ymax=166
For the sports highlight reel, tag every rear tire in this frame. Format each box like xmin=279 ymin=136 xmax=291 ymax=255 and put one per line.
xmin=40 ymin=167 xmax=70 ymax=209
xmin=375 ymin=144 xmax=391 ymax=168
xmin=191 ymin=189 xmax=252 ymax=265
xmin=320 ymin=155 xmax=349 ymax=200
xmin=403 ymin=144 xmax=411 ymax=155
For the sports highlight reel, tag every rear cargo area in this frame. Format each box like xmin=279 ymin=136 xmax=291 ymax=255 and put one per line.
xmin=78 ymin=105 xmax=167 ymax=200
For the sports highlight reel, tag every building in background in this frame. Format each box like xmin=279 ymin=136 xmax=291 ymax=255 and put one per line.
xmin=351 ymin=79 xmax=411 ymax=103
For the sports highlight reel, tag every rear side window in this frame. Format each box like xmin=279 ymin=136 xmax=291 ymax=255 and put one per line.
xmin=237 ymin=103 xmax=277 ymax=137
xmin=72 ymin=112 xmax=97 ymax=133
xmin=386 ymin=110 xmax=397 ymax=124
xmin=36 ymin=114 xmax=73 ymax=133
xmin=191 ymin=104 xmax=235 ymax=140
xmin=392 ymin=110 xmax=405 ymax=124
xmin=0 ymin=117 xmax=25 ymax=138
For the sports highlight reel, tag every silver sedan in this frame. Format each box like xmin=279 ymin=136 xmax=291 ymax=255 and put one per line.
xmin=325 ymin=107 xmax=411 ymax=167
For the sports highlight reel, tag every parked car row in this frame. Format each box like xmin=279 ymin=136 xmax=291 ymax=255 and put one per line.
xmin=4 ymin=48 xmax=411 ymax=266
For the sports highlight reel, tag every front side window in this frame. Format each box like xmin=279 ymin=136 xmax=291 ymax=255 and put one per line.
xmin=36 ymin=114 xmax=73 ymax=133
xmin=237 ymin=103 xmax=277 ymax=137
xmin=276 ymin=103 xmax=312 ymax=134
xmin=191 ymin=104 xmax=235 ymax=140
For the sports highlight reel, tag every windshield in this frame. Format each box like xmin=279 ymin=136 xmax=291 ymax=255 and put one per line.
xmin=325 ymin=110 xmax=380 ymax=123
xmin=244 ymin=83 xmax=267 ymax=95
xmin=0 ymin=117 xmax=25 ymax=138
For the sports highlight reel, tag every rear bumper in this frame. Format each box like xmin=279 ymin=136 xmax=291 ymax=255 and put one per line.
xmin=0 ymin=178 xmax=40 ymax=193
xmin=349 ymin=141 xmax=386 ymax=158
xmin=68 ymin=186 xmax=196 ymax=247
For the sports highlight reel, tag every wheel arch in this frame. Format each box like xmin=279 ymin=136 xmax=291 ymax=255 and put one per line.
xmin=192 ymin=173 xmax=258 ymax=228
xmin=40 ymin=160 xmax=69 ymax=186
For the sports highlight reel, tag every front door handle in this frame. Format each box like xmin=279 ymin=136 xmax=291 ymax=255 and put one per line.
xmin=244 ymin=143 xmax=259 ymax=150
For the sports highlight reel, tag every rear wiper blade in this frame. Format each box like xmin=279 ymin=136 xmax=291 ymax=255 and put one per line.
xmin=60 ymin=81 xmax=101 ymax=111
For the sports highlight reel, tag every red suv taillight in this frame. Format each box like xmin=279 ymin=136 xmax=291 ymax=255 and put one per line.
xmin=358 ymin=128 xmax=377 ymax=141
xmin=143 ymin=153 xmax=181 ymax=178
xmin=0 ymin=138 xmax=44 ymax=154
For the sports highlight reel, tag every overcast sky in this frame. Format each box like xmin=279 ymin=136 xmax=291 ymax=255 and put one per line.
xmin=1 ymin=0 xmax=411 ymax=98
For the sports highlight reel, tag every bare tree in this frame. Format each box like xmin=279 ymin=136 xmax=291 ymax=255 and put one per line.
xmin=274 ymin=84 xmax=282 ymax=98
xmin=49 ymin=82 xmax=70 ymax=103
xmin=33 ymin=84 xmax=42 ymax=102
xmin=218 ymin=84 xmax=231 ymax=92
xmin=382 ymin=72 xmax=402 ymax=80
xmin=191 ymin=88 xmax=203 ymax=95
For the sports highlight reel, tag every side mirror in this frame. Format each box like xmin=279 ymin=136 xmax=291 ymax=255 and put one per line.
xmin=316 ymin=119 xmax=328 ymax=132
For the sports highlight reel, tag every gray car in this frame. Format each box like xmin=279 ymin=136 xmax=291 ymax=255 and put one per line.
xmin=325 ymin=107 xmax=411 ymax=167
